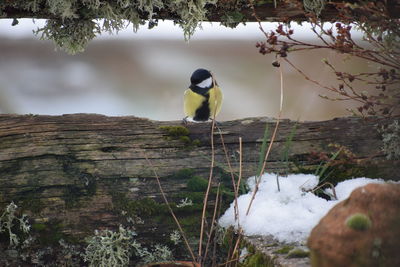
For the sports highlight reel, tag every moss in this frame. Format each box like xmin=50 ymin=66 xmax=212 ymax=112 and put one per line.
xmin=346 ymin=213 xmax=372 ymax=231
xmin=287 ymin=248 xmax=310 ymax=258
xmin=274 ymin=245 xmax=294 ymax=254
xmin=159 ymin=125 xmax=190 ymax=137
xmin=192 ymin=139 xmax=201 ymax=146
xmin=170 ymin=168 xmax=195 ymax=180
xmin=179 ymin=135 xmax=192 ymax=144
xmin=36 ymin=220 xmax=66 ymax=246
xmin=159 ymin=125 xmax=200 ymax=148
xmin=20 ymin=193 xmax=45 ymax=214
xmin=112 ymin=192 xmax=166 ymax=217
xmin=241 ymin=251 xmax=274 ymax=267
xmin=32 ymin=223 xmax=46 ymax=231
xmin=187 ymin=176 xmax=209 ymax=191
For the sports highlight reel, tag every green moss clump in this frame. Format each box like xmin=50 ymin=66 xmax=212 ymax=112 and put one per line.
xmin=187 ymin=176 xmax=208 ymax=191
xmin=179 ymin=135 xmax=191 ymax=144
xmin=241 ymin=251 xmax=273 ymax=267
xmin=32 ymin=223 xmax=46 ymax=231
xmin=112 ymin=192 xmax=166 ymax=217
xmin=287 ymin=248 xmax=310 ymax=258
xmin=274 ymin=245 xmax=294 ymax=254
xmin=159 ymin=125 xmax=200 ymax=147
xmin=36 ymin=221 xmax=66 ymax=246
xmin=346 ymin=213 xmax=372 ymax=231
xmin=169 ymin=168 xmax=195 ymax=180
xmin=192 ymin=139 xmax=201 ymax=146
xmin=160 ymin=125 xmax=190 ymax=137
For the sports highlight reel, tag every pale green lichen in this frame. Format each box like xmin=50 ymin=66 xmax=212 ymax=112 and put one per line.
xmin=7 ymin=0 xmax=217 ymax=54
xmin=168 ymin=0 xmax=217 ymax=39
xmin=84 ymin=225 xmax=139 ymax=267
xmin=169 ymin=229 xmax=182 ymax=245
xmin=35 ymin=19 xmax=100 ymax=54
xmin=381 ymin=120 xmax=400 ymax=160
xmin=0 ymin=202 xmax=31 ymax=247
xmin=303 ymin=0 xmax=326 ymax=17
xmin=47 ymin=0 xmax=78 ymax=19
xmin=221 ymin=10 xmax=245 ymax=28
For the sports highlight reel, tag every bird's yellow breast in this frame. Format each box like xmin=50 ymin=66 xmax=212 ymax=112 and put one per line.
xmin=184 ymin=86 xmax=223 ymax=120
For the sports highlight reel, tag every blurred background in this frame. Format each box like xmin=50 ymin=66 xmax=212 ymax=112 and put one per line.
xmin=0 ymin=19 xmax=374 ymax=121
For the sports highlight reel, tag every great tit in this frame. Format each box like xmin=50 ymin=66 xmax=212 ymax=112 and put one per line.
xmin=183 ymin=68 xmax=223 ymax=122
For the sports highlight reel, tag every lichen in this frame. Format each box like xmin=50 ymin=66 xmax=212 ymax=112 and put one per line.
xmin=221 ymin=10 xmax=245 ymax=28
xmin=1 ymin=0 xmax=217 ymax=54
xmin=346 ymin=213 xmax=372 ymax=231
xmin=381 ymin=120 xmax=400 ymax=160
xmin=303 ymin=0 xmax=326 ymax=17
xmin=34 ymin=18 xmax=99 ymax=55
xmin=0 ymin=202 xmax=31 ymax=247
xmin=83 ymin=225 xmax=138 ymax=267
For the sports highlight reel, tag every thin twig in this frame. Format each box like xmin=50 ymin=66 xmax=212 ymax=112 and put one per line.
xmin=144 ymin=155 xmax=196 ymax=262
xmin=217 ymin=128 xmax=239 ymax=220
xmin=246 ymin=58 xmax=284 ymax=216
xmin=203 ymin=183 xmax=221 ymax=263
xmin=199 ymin=73 xmax=218 ymax=262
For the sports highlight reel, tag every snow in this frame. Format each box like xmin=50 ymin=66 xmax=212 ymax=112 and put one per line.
xmin=219 ymin=173 xmax=389 ymax=244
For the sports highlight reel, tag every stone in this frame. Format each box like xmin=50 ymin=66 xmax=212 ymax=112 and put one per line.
xmin=308 ymin=183 xmax=400 ymax=267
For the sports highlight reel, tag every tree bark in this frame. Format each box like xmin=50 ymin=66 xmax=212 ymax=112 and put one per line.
xmin=0 ymin=114 xmax=398 ymax=264
xmin=2 ymin=1 xmax=399 ymax=22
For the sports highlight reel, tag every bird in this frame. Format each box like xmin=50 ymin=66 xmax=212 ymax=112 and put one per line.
xmin=183 ymin=68 xmax=223 ymax=122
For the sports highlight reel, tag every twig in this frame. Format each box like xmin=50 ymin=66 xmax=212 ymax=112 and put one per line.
xmin=198 ymin=73 xmax=218 ymax=262
xmin=203 ymin=183 xmax=221 ymax=264
xmin=217 ymin=128 xmax=239 ymax=220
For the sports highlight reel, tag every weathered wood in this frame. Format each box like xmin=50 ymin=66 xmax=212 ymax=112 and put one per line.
xmin=0 ymin=114 xmax=398 ymax=265
xmin=2 ymin=1 xmax=399 ymax=22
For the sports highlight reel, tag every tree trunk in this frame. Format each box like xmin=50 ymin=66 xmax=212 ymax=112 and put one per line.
xmin=0 ymin=114 xmax=397 ymax=265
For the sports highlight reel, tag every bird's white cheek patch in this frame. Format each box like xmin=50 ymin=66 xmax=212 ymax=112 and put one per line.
xmin=196 ymin=77 xmax=213 ymax=88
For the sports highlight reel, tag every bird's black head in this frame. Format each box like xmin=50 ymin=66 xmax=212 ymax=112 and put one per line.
xmin=190 ymin=68 xmax=212 ymax=86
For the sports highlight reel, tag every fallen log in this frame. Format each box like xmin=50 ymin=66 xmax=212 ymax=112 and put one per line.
xmin=0 ymin=114 xmax=397 ymax=265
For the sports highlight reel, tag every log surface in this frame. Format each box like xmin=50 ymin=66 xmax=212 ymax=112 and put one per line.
xmin=0 ymin=114 xmax=398 ymax=264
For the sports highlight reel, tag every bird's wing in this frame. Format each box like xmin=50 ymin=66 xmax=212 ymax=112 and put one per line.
xmin=209 ymin=85 xmax=223 ymax=118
